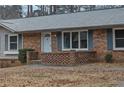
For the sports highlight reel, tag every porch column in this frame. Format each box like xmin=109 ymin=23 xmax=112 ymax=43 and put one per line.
xmin=51 ymin=32 xmax=59 ymax=52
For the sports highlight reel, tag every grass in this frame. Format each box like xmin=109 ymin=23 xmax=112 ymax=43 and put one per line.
xmin=0 ymin=63 xmax=124 ymax=87
xmin=32 ymin=73 xmax=50 ymax=78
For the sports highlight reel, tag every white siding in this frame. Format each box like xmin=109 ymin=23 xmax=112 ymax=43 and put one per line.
xmin=0 ymin=27 xmax=11 ymax=57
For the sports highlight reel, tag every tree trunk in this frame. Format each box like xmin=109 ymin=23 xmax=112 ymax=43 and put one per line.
xmin=27 ymin=5 xmax=33 ymax=17
xmin=53 ymin=5 xmax=57 ymax=14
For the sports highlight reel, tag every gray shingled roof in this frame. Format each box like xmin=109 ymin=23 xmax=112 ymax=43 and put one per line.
xmin=1 ymin=8 xmax=124 ymax=32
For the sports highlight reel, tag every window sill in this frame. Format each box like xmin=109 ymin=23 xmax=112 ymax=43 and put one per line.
xmin=4 ymin=51 xmax=18 ymax=55
xmin=113 ymin=48 xmax=124 ymax=51
xmin=62 ymin=49 xmax=88 ymax=51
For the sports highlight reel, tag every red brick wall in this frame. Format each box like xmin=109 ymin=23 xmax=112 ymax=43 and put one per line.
xmin=93 ymin=29 xmax=108 ymax=61
xmin=40 ymin=51 xmax=96 ymax=65
xmin=51 ymin=32 xmax=59 ymax=52
xmin=23 ymin=30 xmax=124 ymax=63
xmin=112 ymin=51 xmax=124 ymax=62
xmin=0 ymin=59 xmax=21 ymax=68
xmin=23 ymin=32 xmax=41 ymax=52
xmin=93 ymin=29 xmax=124 ymax=62
xmin=23 ymin=32 xmax=59 ymax=54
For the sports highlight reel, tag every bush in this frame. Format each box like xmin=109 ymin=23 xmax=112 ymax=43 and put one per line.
xmin=105 ymin=53 xmax=113 ymax=63
xmin=18 ymin=48 xmax=34 ymax=64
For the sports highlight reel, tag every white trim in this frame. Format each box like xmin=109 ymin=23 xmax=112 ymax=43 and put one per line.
xmin=0 ymin=23 xmax=15 ymax=32
xmin=8 ymin=34 xmax=18 ymax=51
xmin=4 ymin=51 xmax=18 ymax=55
xmin=62 ymin=48 xmax=88 ymax=51
xmin=41 ymin=33 xmax=42 ymax=52
xmin=62 ymin=30 xmax=88 ymax=51
xmin=87 ymin=31 xmax=89 ymax=50
xmin=78 ymin=32 xmax=80 ymax=49
xmin=113 ymin=29 xmax=115 ymax=50
xmin=62 ymin=32 xmax=64 ymax=50
xmin=113 ymin=28 xmax=124 ymax=50
xmin=113 ymin=28 xmax=124 ymax=30
xmin=70 ymin=32 xmax=72 ymax=49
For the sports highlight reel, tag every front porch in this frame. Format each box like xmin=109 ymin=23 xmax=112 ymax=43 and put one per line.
xmin=27 ymin=51 xmax=96 ymax=65
xmin=23 ymin=30 xmax=96 ymax=65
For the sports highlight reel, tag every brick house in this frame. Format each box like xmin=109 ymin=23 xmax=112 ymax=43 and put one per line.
xmin=0 ymin=8 xmax=124 ymax=65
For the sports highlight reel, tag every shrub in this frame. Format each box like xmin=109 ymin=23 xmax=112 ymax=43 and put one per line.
xmin=18 ymin=48 xmax=34 ymax=64
xmin=105 ymin=53 xmax=113 ymax=63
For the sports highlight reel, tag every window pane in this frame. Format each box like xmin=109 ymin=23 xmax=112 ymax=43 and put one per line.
xmin=80 ymin=32 xmax=87 ymax=48
xmin=10 ymin=36 xmax=17 ymax=50
xmin=115 ymin=30 xmax=124 ymax=38
xmin=64 ymin=32 xmax=70 ymax=49
xmin=10 ymin=43 xmax=17 ymax=50
xmin=10 ymin=36 xmax=17 ymax=43
xmin=116 ymin=39 xmax=124 ymax=48
xmin=72 ymin=32 xmax=78 ymax=48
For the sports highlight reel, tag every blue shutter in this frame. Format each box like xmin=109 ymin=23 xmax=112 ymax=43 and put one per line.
xmin=56 ymin=32 xmax=62 ymax=51
xmin=107 ymin=29 xmax=113 ymax=50
xmin=18 ymin=34 xmax=23 ymax=49
xmin=5 ymin=34 xmax=8 ymax=51
xmin=88 ymin=30 xmax=93 ymax=50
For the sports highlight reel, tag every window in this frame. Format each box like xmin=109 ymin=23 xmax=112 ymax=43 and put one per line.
xmin=63 ymin=32 xmax=70 ymax=49
xmin=9 ymin=34 xmax=18 ymax=51
xmin=72 ymin=32 xmax=78 ymax=48
xmin=114 ymin=29 xmax=124 ymax=50
xmin=62 ymin=31 xmax=88 ymax=50
xmin=80 ymin=32 xmax=87 ymax=48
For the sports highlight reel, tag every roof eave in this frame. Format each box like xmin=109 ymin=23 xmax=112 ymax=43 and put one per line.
xmin=0 ymin=23 xmax=16 ymax=32
xmin=14 ymin=24 xmax=124 ymax=33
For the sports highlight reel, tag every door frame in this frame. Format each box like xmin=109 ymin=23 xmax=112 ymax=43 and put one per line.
xmin=41 ymin=32 xmax=52 ymax=53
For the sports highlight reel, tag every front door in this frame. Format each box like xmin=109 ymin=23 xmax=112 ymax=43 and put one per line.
xmin=43 ymin=32 xmax=51 ymax=53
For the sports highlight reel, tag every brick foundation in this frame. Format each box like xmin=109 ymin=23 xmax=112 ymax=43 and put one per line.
xmin=0 ymin=59 xmax=21 ymax=68
xmin=40 ymin=51 xmax=96 ymax=65
xmin=112 ymin=51 xmax=124 ymax=62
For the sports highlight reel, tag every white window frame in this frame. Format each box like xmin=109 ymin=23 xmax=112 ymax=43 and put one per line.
xmin=62 ymin=30 xmax=88 ymax=51
xmin=113 ymin=28 xmax=124 ymax=50
xmin=8 ymin=34 xmax=18 ymax=51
